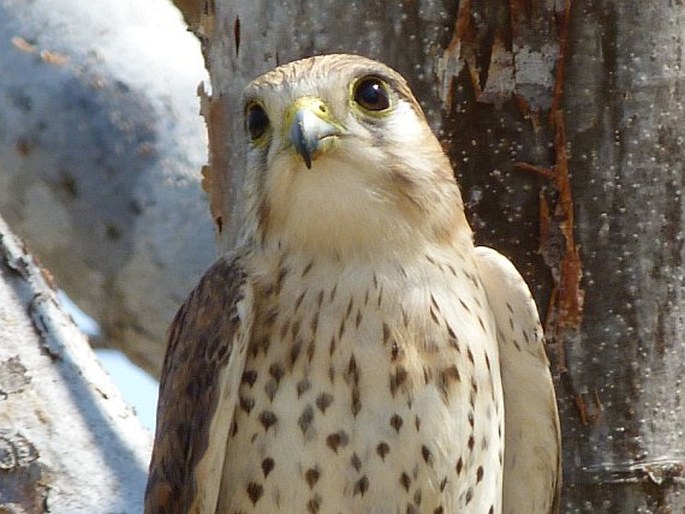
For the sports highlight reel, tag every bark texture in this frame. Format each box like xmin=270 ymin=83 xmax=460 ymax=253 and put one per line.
xmin=0 ymin=0 xmax=214 ymax=376
xmin=561 ymin=2 xmax=685 ymax=510
xmin=0 ymin=217 xmax=151 ymax=512
xmin=182 ymin=0 xmax=685 ymax=510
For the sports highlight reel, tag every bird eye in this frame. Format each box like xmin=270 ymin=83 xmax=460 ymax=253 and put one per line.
xmin=246 ymin=102 xmax=270 ymax=140
xmin=353 ymin=77 xmax=390 ymax=112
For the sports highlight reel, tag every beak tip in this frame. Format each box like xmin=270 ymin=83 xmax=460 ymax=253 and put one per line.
xmin=290 ymin=116 xmax=314 ymax=169
xmin=294 ymin=137 xmax=313 ymax=169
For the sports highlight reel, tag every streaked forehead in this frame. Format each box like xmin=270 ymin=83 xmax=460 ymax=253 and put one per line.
xmin=243 ymin=54 xmax=419 ymax=110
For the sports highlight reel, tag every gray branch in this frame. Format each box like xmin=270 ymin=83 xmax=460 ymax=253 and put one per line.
xmin=0 ymin=216 xmax=151 ymax=512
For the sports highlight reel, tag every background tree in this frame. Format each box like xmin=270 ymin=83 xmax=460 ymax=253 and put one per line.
xmin=0 ymin=0 xmax=214 ymax=376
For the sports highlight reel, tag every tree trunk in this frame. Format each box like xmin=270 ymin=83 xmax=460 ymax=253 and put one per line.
xmin=560 ymin=2 xmax=685 ymax=511
xmin=185 ymin=0 xmax=685 ymax=510
xmin=0 ymin=217 xmax=151 ymax=512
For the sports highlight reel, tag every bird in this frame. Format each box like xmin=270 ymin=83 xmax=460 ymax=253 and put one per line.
xmin=144 ymin=53 xmax=561 ymax=514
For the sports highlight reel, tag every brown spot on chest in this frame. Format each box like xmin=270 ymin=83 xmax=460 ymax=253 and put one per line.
xmin=350 ymin=452 xmax=362 ymax=472
xmin=389 ymin=365 xmax=408 ymax=397
xmin=261 ymin=457 xmax=274 ymax=478
xmin=400 ymin=472 xmax=411 ymax=491
xmin=305 ymin=467 xmax=320 ymax=489
xmin=390 ymin=414 xmax=404 ymax=433
xmin=354 ymin=475 xmax=369 ymax=496
xmin=242 ymin=369 xmax=258 ymax=387
xmin=298 ymin=404 xmax=314 ymax=435
xmin=258 ymin=410 xmax=277 ymax=431
xmin=376 ymin=442 xmax=390 ymax=460
xmin=246 ymin=482 xmax=263 ymax=505
xmin=297 ymin=378 xmax=311 ymax=397
xmin=315 ymin=392 xmax=333 ymax=413
xmin=326 ymin=431 xmax=349 ymax=453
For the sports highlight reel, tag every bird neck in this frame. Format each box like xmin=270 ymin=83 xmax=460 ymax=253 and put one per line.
xmin=249 ymin=207 xmax=473 ymax=267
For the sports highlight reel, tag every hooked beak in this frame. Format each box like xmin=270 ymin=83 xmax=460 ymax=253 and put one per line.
xmin=285 ymin=97 xmax=340 ymax=169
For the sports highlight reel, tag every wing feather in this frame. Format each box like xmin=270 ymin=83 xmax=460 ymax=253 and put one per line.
xmin=475 ymin=246 xmax=561 ymax=514
xmin=145 ymin=251 xmax=254 ymax=514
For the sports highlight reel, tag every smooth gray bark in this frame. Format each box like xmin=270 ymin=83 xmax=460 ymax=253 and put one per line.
xmin=0 ymin=0 xmax=214 ymax=376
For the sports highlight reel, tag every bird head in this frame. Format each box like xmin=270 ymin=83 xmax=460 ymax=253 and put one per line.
xmin=240 ymin=54 xmax=470 ymax=258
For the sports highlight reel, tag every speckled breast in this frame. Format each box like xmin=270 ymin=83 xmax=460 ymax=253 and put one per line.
xmin=218 ymin=251 xmax=504 ymax=514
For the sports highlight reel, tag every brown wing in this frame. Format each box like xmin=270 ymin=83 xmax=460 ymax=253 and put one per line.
xmin=475 ymin=246 xmax=561 ymax=514
xmin=145 ymin=251 xmax=254 ymax=514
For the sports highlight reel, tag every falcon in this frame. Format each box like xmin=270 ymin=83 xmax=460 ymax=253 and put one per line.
xmin=145 ymin=54 xmax=560 ymax=514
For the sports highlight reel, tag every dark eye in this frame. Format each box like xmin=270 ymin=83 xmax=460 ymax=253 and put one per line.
xmin=353 ymin=77 xmax=390 ymax=112
xmin=246 ymin=102 xmax=270 ymax=140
